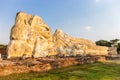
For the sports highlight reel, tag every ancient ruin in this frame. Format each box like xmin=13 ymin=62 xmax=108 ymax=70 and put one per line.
xmin=7 ymin=12 xmax=108 ymax=58
xmin=0 ymin=12 xmax=111 ymax=76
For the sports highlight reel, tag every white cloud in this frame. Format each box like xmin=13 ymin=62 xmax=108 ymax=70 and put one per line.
xmin=84 ymin=26 xmax=92 ymax=31
xmin=95 ymin=0 xmax=101 ymax=3
xmin=95 ymin=0 xmax=114 ymax=3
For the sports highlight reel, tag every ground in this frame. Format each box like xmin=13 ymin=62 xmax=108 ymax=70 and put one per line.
xmin=0 ymin=61 xmax=120 ymax=80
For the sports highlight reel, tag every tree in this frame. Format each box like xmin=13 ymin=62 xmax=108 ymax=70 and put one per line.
xmin=96 ymin=40 xmax=111 ymax=47
xmin=110 ymin=39 xmax=120 ymax=47
xmin=117 ymin=43 xmax=120 ymax=54
xmin=96 ymin=39 xmax=120 ymax=54
xmin=0 ymin=44 xmax=7 ymax=48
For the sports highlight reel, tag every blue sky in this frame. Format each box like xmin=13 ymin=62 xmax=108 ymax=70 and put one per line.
xmin=0 ymin=0 xmax=120 ymax=44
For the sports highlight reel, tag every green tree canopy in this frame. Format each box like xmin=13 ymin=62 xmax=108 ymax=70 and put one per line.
xmin=0 ymin=44 xmax=7 ymax=48
xmin=96 ymin=40 xmax=111 ymax=47
xmin=110 ymin=39 xmax=120 ymax=47
xmin=95 ymin=39 xmax=120 ymax=54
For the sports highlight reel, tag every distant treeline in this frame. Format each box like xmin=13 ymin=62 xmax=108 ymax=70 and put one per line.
xmin=0 ymin=44 xmax=7 ymax=48
xmin=95 ymin=39 xmax=120 ymax=54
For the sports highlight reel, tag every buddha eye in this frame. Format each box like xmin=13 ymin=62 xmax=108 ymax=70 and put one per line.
xmin=28 ymin=18 xmax=33 ymax=25
xmin=14 ymin=49 xmax=17 ymax=51
xmin=24 ymin=20 xmax=27 ymax=25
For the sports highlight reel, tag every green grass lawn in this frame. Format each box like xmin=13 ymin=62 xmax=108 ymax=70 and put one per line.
xmin=0 ymin=62 xmax=120 ymax=80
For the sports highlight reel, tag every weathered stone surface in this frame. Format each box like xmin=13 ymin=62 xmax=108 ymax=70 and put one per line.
xmin=0 ymin=56 xmax=99 ymax=76
xmin=7 ymin=12 xmax=52 ymax=58
xmin=108 ymin=47 xmax=117 ymax=55
xmin=7 ymin=12 xmax=108 ymax=58
xmin=53 ymin=29 xmax=108 ymax=56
